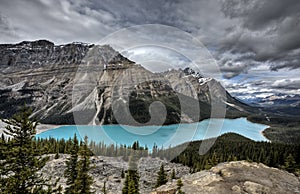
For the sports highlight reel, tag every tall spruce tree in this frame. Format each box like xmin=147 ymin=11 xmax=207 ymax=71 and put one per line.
xmin=64 ymin=134 xmax=80 ymax=194
xmin=171 ymin=169 xmax=176 ymax=179
xmin=0 ymin=107 xmax=52 ymax=193
xmin=155 ymin=164 xmax=168 ymax=188
xmin=74 ymin=136 xmax=94 ymax=194
xmin=122 ymin=169 xmax=140 ymax=194
xmin=122 ymin=173 xmax=130 ymax=194
xmin=122 ymin=152 xmax=140 ymax=194
xmin=284 ymin=153 xmax=296 ymax=172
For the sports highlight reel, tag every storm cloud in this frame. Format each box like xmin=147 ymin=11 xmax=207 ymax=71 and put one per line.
xmin=220 ymin=0 xmax=300 ymax=72
xmin=0 ymin=0 xmax=299 ymax=98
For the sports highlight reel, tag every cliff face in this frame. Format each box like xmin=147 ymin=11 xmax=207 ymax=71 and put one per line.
xmin=0 ymin=40 xmax=251 ymax=125
xmin=152 ymin=161 xmax=300 ymax=194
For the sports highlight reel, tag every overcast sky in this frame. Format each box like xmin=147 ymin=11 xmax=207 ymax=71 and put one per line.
xmin=0 ymin=0 xmax=299 ymax=100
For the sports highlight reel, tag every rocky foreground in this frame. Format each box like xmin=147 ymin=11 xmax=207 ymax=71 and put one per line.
xmin=41 ymin=154 xmax=190 ymax=194
xmin=42 ymin=155 xmax=300 ymax=194
xmin=153 ymin=161 xmax=300 ymax=194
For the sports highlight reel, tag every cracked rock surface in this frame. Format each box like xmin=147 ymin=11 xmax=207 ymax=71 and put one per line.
xmin=152 ymin=161 xmax=300 ymax=194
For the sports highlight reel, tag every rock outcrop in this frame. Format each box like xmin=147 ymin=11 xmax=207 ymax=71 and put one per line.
xmin=152 ymin=161 xmax=300 ymax=194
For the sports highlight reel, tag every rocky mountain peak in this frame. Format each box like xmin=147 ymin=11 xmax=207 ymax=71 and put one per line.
xmin=182 ymin=67 xmax=203 ymax=78
xmin=96 ymin=44 xmax=134 ymax=68
xmin=0 ymin=40 xmax=92 ymax=72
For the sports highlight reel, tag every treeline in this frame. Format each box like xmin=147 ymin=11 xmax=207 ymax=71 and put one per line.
xmin=247 ymin=114 xmax=300 ymax=144
xmin=3 ymin=130 xmax=299 ymax=175
xmin=24 ymin=132 xmax=300 ymax=174
xmin=170 ymin=133 xmax=300 ymax=173
xmin=15 ymin=132 xmax=299 ymax=174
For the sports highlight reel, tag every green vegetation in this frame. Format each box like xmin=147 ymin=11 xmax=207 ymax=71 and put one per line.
xmin=28 ymin=133 xmax=300 ymax=176
xmin=155 ymin=164 xmax=168 ymax=188
xmin=74 ymin=136 xmax=94 ymax=194
xmin=122 ymin=154 xmax=140 ymax=194
xmin=0 ymin=108 xmax=58 ymax=193
xmin=176 ymin=179 xmax=185 ymax=194
xmin=122 ymin=169 xmax=140 ymax=194
xmin=247 ymin=114 xmax=300 ymax=144
xmin=169 ymin=133 xmax=300 ymax=174
xmin=0 ymin=109 xmax=94 ymax=194
xmin=64 ymin=134 xmax=80 ymax=193
xmin=171 ymin=169 xmax=176 ymax=179
xmin=64 ymin=135 xmax=94 ymax=194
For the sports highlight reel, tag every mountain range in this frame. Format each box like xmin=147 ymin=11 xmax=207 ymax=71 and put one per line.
xmin=0 ymin=40 xmax=256 ymax=125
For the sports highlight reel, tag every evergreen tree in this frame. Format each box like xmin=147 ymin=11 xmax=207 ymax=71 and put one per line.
xmin=155 ymin=164 xmax=168 ymax=188
xmin=210 ymin=151 xmax=219 ymax=166
xmin=54 ymin=146 xmax=60 ymax=159
xmin=132 ymin=141 xmax=139 ymax=150
xmin=284 ymin=153 xmax=296 ymax=172
xmin=171 ymin=169 xmax=176 ymax=179
xmin=122 ymin=170 xmax=139 ymax=194
xmin=0 ymin=107 xmax=53 ymax=193
xmin=102 ymin=181 xmax=107 ymax=194
xmin=122 ymin=154 xmax=140 ymax=194
xmin=176 ymin=179 xmax=185 ymax=194
xmin=64 ymin=134 xmax=80 ymax=194
xmin=121 ymin=169 xmax=125 ymax=178
xmin=204 ymin=160 xmax=212 ymax=170
xmin=122 ymin=173 xmax=129 ymax=194
xmin=74 ymin=136 xmax=94 ymax=194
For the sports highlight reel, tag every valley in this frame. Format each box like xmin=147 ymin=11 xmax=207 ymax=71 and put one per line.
xmin=0 ymin=40 xmax=299 ymax=144
xmin=0 ymin=40 xmax=299 ymax=194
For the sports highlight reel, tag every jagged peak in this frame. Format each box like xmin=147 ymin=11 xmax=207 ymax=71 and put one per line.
xmin=183 ymin=67 xmax=203 ymax=78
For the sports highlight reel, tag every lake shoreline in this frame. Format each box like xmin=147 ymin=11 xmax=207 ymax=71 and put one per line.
xmin=36 ymin=118 xmax=270 ymax=149
xmin=0 ymin=117 xmax=270 ymax=143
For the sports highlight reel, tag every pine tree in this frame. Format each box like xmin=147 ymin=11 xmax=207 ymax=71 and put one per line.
xmin=171 ymin=169 xmax=176 ymax=179
xmin=0 ymin=107 xmax=53 ymax=193
xmin=128 ymin=178 xmax=138 ymax=194
xmin=204 ymin=160 xmax=212 ymax=170
xmin=102 ymin=181 xmax=107 ymax=194
xmin=74 ymin=136 xmax=94 ymax=194
xmin=64 ymin=134 xmax=80 ymax=194
xmin=155 ymin=164 xmax=168 ymax=188
xmin=0 ymin=132 xmax=7 ymax=161
xmin=176 ymin=179 xmax=185 ymax=194
xmin=54 ymin=145 xmax=60 ymax=159
xmin=122 ymin=173 xmax=129 ymax=194
xmin=210 ymin=151 xmax=219 ymax=166
xmin=122 ymin=170 xmax=139 ymax=194
xmin=177 ymin=178 xmax=183 ymax=188
xmin=122 ymin=154 xmax=140 ymax=194
xmin=121 ymin=169 xmax=125 ymax=178
xmin=284 ymin=153 xmax=296 ymax=172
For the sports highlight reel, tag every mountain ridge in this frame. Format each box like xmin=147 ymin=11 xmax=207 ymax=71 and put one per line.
xmin=0 ymin=40 xmax=254 ymax=125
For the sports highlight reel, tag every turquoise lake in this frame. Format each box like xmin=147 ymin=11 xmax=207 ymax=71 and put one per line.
xmin=36 ymin=118 xmax=269 ymax=149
